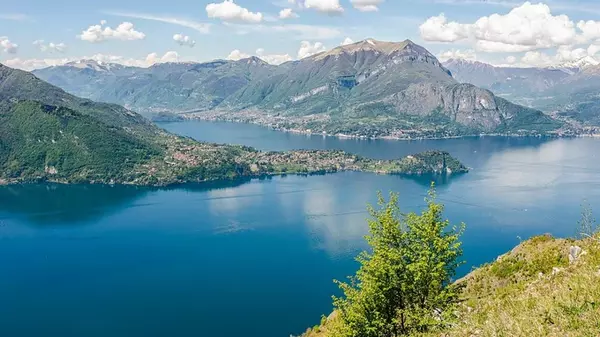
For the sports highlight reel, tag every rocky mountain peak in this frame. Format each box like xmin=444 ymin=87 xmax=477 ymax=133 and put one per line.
xmin=238 ymin=56 xmax=269 ymax=66
xmin=312 ymin=38 xmax=433 ymax=61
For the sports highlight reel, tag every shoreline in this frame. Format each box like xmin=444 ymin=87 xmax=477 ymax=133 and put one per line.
xmin=179 ymin=115 xmax=584 ymax=141
xmin=0 ymin=169 xmax=467 ymax=189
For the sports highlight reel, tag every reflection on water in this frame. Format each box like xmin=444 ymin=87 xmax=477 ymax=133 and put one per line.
xmin=1 ymin=120 xmax=600 ymax=337
xmin=0 ymin=184 xmax=149 ymax=225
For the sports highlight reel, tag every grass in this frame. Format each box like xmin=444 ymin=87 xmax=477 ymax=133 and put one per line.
xmin=302 ymin=234 xmax=600 ymax=337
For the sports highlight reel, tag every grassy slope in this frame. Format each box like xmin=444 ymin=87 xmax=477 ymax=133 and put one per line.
xmin=433 ymin=235 xmax=600 ymax=337
xmin=303 ymin=234 xmax=600 ymax=337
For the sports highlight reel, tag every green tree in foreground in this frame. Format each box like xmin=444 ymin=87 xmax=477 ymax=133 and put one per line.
xmin=332 ymin=186 xmax=465 ymax=337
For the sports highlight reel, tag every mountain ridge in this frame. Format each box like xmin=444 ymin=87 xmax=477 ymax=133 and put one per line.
xmin=32 ymin=39 xmax=567 ymax=138
xmin=1 ymin=63 xmax=468 ymax=185
xmin=442 ymin=57 xmax=600 ymax=128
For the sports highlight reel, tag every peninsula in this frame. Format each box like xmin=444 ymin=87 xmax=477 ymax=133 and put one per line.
xmin=0 ymin=64 xmax=468 ymax=187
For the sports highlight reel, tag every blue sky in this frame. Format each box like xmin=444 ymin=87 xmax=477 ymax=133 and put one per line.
xmin=2 ymin=0 xmax=600 ymax=69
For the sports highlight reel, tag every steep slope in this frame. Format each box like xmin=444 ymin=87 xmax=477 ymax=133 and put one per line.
xmin=443 ymin=59 xmax=600 ymax=127
xmin=1 ymin=64 xmax=466 ymax=185
xmin=302 ymin=234 xmax=600 ymax=337
xmin=1 ymin=63 xmax=155 ymax=133
xmin=225 ymin=39 xmax=454 ymax=114
xmin=0 ymin=100 xmax=161 ymax=183
xmin=216 ymin=39 xmax=563 ymax=138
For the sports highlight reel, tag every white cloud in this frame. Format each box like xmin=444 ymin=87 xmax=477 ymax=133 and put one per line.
xmin=3 ymin=51 xmax=183 ymax=71
xmin=505 ymin=55 xmax=517 ymax=64
xmin=0 ymin=36 xmax=18 ymax=54
xmin=475 ymin=40 xmax=536 ymax=53
xmin=227 ymin=49 xmax=251 ymax=60
xmin=78 ymin=21 xmax=146 ymax=42
xmin=103 ymin=12 xmax=211 ymax=34
xmin=33 ymin=40 xmax=67 ymax=53
xmin=350 ymin=0 xmax=384 ymax=12
xmin=521 ymin=51 xmax=554 ymax=67
xmin=173 ymin=34 xmax=196 ymax=47
xmin=279 ymin=8 xmax=298 ymax=19
xmin=298 ymin=41 xmax=326 ymax=58
xmin=304 ymin=0 xmax=344 ymax=15
xmin=146 ymin=51 xmax=179 ymax=65
xmin=420 ymin=2 xmax=590 ymax=53
xmin=226 ymin=40 xmax=325 ymax=65
xmin=555 ymin=45 xmax=588 ymax=62
xmin=4 ymin=57 xmax=70 ymax=71
xmin=518 ymin=45 xmax=600 ymax=67
xmin=419 ymin=14 xmax=469 ymax=42
xmin=341 ymin=37 xmax=354 ymax=46
xmin=588 ymin=44 xmax=600 ymax=57
xmin=206 ymin=0 xmax=263 ymax=24
xmin=226 ymin=48 xmax=293 ymax=65
xmin=471 ymin=3 xmax=578 ymax=48
xmin=256 ymin=48 xmax=293 ymax=64
xmin=577 ymin=20 xmax=600 ymax=42
xmin=437 ymin=49 xmax=477 ymax=61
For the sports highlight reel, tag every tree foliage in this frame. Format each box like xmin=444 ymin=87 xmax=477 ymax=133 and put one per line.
xmin=332 ymin=186 xmax=465 ymax=337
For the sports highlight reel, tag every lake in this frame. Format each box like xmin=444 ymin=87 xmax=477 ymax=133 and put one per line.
xmin=1 ymin=120 xmax=599 ymax=337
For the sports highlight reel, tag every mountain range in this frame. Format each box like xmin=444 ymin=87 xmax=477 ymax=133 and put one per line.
xmin=1 ymin=63 xmax=463 ymax=186
xmin=443 ymin=58 xmax=600 ymax=128
xmin=32 ymin=39 xmax=567 ymax=139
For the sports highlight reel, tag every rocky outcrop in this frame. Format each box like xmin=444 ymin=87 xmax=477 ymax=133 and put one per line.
xmin=387 ymin=83 xmax=503 ymax=131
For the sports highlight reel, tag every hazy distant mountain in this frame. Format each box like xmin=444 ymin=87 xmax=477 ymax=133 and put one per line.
xmin=443 ymin=58 xmax=600 ymax=126
xmin=34 ymin=57 xmax=276 ymax=114
xmin=443 ymin=59 xmax=570 ymax=99
xmin=548 ymin=56 xmax=599 ymax=75
xmin=34 ymin=39 xmax=565 ymax=137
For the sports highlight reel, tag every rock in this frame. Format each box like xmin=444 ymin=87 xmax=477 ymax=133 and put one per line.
xmin=552 ymin=267 xmax=562 ymax=275
xmin=388 ymin=83 xmax=503 ymax=132
xmin=569 ymin=246 xmax=583 ymax=264
xmin=44 ymin=165 xmax=58 ymax=175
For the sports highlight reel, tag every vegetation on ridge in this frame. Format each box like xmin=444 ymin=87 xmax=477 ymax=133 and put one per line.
xmin=0 ymin=64 xmax=468 ymax=186
xmin=330 ymin=188 xmax=464 ymax=337
xmin=301 ymin=194 xmax=600 ymax=337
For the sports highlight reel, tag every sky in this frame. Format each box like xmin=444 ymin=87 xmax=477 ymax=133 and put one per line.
xmin=3 ymin=0 xmax=600 ymax=70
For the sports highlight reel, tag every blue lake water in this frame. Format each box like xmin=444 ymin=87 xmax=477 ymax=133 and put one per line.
xmin=1 ymin=120 xmax=600 ymax=337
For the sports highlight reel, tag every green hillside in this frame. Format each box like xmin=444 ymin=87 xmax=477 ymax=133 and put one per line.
xmin=0 ymin=64 xmax=469 ymax=186
xmin=32 ymin=40 xmax=567 ymax=139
